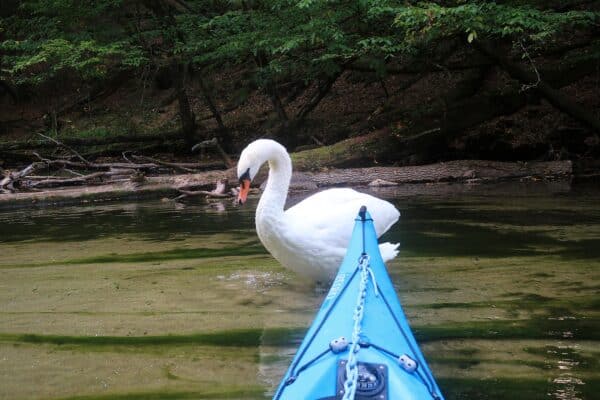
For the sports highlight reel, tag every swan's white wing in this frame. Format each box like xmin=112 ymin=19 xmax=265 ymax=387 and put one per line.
xmin=284 ymin=188 xmax=399 ymax=251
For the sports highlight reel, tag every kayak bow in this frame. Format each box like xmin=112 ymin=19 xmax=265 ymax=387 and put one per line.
xmin=274 ymin=206 xmax=444 ymax=400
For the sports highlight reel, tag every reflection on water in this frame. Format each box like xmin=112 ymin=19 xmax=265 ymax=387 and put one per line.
xmin=0 ymin=182 xmax=598 ymax=399
xmin=1 ymin=199 xmax=256 ymax=243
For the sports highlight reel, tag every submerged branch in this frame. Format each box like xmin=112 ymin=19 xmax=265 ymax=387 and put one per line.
xmin=174 ymin=179 xmax=234 ymax=200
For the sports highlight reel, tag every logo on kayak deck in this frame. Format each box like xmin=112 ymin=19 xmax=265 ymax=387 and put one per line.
xmin=326 ymin=273 xmax=346 ymax=300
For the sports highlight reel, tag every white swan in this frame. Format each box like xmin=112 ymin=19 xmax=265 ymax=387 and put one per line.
xmin=237 ymin=139 xmax=400 ymax=281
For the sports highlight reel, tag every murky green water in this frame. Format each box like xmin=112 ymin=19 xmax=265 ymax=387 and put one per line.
xmin=0 ymin=182 xmax=598 ymax=400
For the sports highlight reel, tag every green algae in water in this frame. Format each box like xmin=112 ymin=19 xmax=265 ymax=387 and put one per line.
xmin=65 ymin=245 xmax=267 ymax=265
xmin=439 ymin=377 xmax=600 ymax=400
xmin=3 ymin=330 xmax=263 ymax=347
xmin=52 ymin=387 xmax=267 ymax=400
xmin=523 ymin=346 xmax=600 ymax=372
xmin=0 ymin=327 xmax=306 ymax=348
xmin=1 ymin=244 xmax=267 ymax=269
xmin=1 ymin=187 xmax=599 ymax=400
xmin=414 ymin=318 xmax=600 ymax=342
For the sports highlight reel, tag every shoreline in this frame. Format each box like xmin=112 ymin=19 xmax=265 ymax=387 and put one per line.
xmin=0 ymin=159 xmax=574 ymax=210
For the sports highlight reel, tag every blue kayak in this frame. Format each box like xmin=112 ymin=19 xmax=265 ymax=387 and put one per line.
xmin=273 ymin=207 xmax=444 ymax=400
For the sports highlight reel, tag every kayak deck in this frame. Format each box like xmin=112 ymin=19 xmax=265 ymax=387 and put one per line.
xmin=273 ymin=207 xmax=444 ymax=400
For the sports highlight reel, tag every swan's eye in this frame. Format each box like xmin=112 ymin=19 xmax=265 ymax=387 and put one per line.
xmin=239 ymin=168 xmax=251 ymax=183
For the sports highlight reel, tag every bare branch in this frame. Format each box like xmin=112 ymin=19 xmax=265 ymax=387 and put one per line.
xmin=36 ymin=133 xmax=90 ymax=165
xmin=131 ymin=155 xmax=197 ymax=173
xmin=517 ymin=40 xmax=541 ymax=92
xmin=174 ymin=179 xmax=232 ymax=200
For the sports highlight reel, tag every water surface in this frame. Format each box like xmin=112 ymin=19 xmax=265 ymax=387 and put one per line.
xmin=0 ymin=182 xmax=598 ymax=399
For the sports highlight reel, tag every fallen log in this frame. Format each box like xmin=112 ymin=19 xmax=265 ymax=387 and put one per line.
xmin=24 ymin=171 xmax=124 ymax=189
xmin=31 ymin=156 xmax=159 ymax=171
xmin=34 ymin=152 xmax=223 ymax=172
xmin=0 ymin=162 xmax=48 ymax=192
xmin=0 ymin=158 xmax=573 ymax=208
xmin=1 ymin=153 xmax=201 ymax=193
xmin=302 ymin=160 xmax=572 ymax=186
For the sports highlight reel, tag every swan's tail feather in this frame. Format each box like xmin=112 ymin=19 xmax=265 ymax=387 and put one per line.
xmin=379 ymin=242 xmax=400 ymax=262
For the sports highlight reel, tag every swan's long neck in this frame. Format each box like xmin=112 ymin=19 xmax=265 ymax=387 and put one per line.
xmin=256 ymin=145 xmax=292 ymax=223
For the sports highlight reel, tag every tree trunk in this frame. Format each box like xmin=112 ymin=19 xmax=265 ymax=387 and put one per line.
xmin=272 ymin=70 xmax=345 ymax=149
xmin=253 ymin=53 xmax=289 ymax=122
xmin=198 ymin=76 xmax=226 ymax=131
xmin=0 ymin=80 xmax=18 ymax=103
xmin=268 ymin=85 xmax=289 ymax=122
xmin=296 ymin=70 xmax=344 ymax=121
xmin=174 ymin=63 xmax=197 ymax=149
xmin=197 ymin=75 xmax=234 ymax=152
xmin=474 ymin=40 xmax=600 ymax=133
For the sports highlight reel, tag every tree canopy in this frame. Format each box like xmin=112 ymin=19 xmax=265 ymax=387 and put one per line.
xmin=1 ymin=0 xmax=598 ymax=157
xmin=3 ymin=1 xmax=596 ymax=84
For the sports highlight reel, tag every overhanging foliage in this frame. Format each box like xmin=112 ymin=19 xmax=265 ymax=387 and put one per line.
xmin=1 ymin=1 xmax=597 ymax=86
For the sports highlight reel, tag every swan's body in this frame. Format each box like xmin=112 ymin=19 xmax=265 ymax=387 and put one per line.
xmin=237 ymin=139 xmax=400 ymax=281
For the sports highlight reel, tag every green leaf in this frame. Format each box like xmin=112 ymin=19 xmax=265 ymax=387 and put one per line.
xmin=467 ymin=31 xmax=477 ymax=43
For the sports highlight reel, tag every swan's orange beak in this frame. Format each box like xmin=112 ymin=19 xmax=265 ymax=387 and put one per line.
xmin=238 ymin=178 xmax=250 ymax=205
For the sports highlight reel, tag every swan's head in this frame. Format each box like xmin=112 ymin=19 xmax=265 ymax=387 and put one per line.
xmin=237 ymin=139 xmax=284 ymax=204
